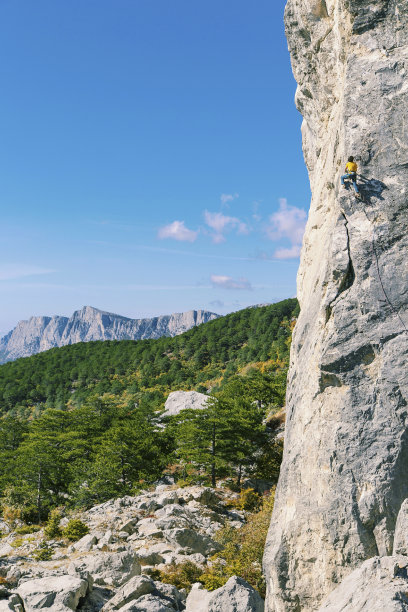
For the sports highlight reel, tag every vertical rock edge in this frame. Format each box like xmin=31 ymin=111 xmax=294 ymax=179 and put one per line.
xmin=264 ymin=1 xmax=408 ymax=610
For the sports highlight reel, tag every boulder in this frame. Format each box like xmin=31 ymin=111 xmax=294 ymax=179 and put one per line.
xmin=185 ymin=583 xmax=212 ymax=612
xmin=0 ymin=594 xmax=24 ymax=612
xmin=101 ymin=575 xmax=155 ymax=610
xmin=119 ymin=595 xmax=174 ymax=611
xmin=318 ymin=556 xmax=408 ymax=611
xmin=186 ymin=578 xmax=265 ymax=612
xmin=163 ymin=528 xmax=219 ymax=555
xmin=118 ymin=519 xmax=139 ymax=535
xmin=16 ymin=575 xmax=89 ymax=611
xmin=0 ymin=543 xmax=13 ymax=558
xmin=208 ymin=576 xmax=264 ymax=612
xmin=162 ymin=391 xmax=208 ymax=419
xmin=393 ymin=499 xmax=408 ymax=556
xmin=136 ymin=543 xmax=172 ymax=566
xmin=69 ymin=549 xmax=141 ymax=587
xmin=72 ymin=534 xmax=97 ymax=553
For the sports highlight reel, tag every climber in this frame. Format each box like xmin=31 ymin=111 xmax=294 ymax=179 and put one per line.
xmin=341 ymin=156 xmax=360 ymax=196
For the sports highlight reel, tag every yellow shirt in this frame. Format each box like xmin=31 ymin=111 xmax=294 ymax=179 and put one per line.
xmin=346 ymin=161 xmax=357 ymax=173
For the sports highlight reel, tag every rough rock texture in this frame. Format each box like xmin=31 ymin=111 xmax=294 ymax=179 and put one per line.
xmin=393 ymin=500 xmax=408 ymax=556
xmin=0 ymin=306 xmax=219 ymax=363
xmin=161 ymin=391 xmax=209 ymax=418
xmin=0 ymin=483 xmax=245 ymax=611
xmin=16 ymin=575 xmax=89 ymax=611
xmin=186 ymin=577 xmax=264 ymax=612
xmin=317 ymin=555 xmax=408 ymax=611
xmin=264 ymin=1 xmax=408 ymax=610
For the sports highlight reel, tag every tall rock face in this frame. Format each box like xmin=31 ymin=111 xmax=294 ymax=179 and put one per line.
xmin=0 ymin=306 xmax=219 ymax=363
xmin=264 ymin=1 xmax=408 ymax=610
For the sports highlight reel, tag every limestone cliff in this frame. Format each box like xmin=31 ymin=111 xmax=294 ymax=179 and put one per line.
xmin=264 ymin=1 xmax=408 ymax=610
xmin=0 ymin=306 xmax=219 ymax=363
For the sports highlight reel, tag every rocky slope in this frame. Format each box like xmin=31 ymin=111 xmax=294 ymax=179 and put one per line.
xmin=0 ymin=307 xmax=219 ymax=363
xmin=264 ymin=1 xmax=408 ymax=610
xmin=0 ymin=482 xmax=264 ymax=612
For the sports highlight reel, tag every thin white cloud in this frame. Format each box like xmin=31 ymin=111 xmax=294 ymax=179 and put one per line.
xmin=266 ymin=198 xmax=307 ymax=259
xmin=0 ymin=264 xmax=54 ymax=281
xmin=211 ymin=274 xmax=252 ymax=291
xmin=220 ymin=192 xmax=239 ymax=205
xmin=204 ymin=210 xmax=249 ymax=244
xmin=273 ymin=245 xmax=302 ymax=259
xmin=157 ymin=221 xmax=198 ymax=243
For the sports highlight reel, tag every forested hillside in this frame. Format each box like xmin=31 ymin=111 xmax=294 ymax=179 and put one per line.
xmin=0 ymin=299 xmax=298 ymax=418
xmin=0 ymin=299 xmax=298 ymax=523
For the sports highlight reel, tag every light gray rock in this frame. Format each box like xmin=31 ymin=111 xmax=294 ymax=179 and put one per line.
xmin=101 ymin=575 xmax=155 ymax=610
xmin=0 ymin=308 xmax=219 ymax=363
xmin=208 ymin=576 xmax=264 ymax=612
xmin=264 ymin=1 xmax=408 ymax=611
xmin=186 ymin=577 xmax=264 ymax=612
xmin=69 ymin=549 xmax=141 ymax=587
xmin=73 ymin=534 xmax=97 ymax=553
xmin=161 ymin=391 xmax=209 ymax=419
xmin=0 ymin=547 xmax=13 ymax=559
xmin=136 ymin=543 xmax=172 ymax=566
xmin=118 ymin=519 xmax=139 ymax=535
xmin=119 ymin=596 xmax=173 ymax=612
xmin=0 ymin=594 xmax=24 ymax=612
xmin=155 ymin=492 xmax=179 ymax=507
xmin=163 ymin=528 xmax=219 ymax=556
xmin=393 ymin=499 xmax=408 ymax=555
xmin=16 ymin=574 xmax=89 ymax=611
xmin=318 ymin=556 xmax=408 ymax=611
xmin=185 ymin=583 xmax=213 ymax=612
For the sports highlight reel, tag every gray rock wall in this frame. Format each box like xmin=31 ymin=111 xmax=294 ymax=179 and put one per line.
xmin=264 ymin=1 xmax=408 ymax=610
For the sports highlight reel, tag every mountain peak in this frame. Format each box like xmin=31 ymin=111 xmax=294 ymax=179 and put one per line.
xmin=0 ymin=307 xmax=220 ymax=363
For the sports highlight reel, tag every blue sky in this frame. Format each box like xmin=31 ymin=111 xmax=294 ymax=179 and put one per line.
xmin=0 ymin=0 xmax=310 ymax=336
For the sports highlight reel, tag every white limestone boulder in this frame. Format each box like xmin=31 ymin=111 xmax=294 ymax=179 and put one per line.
xmin=161 ymin=391 xmax=208 ymax=419
xmin=69 ymin=549 xmax=141 ymax=587
xmin=186 ymin=576 xmax=264 ymax=612
xmin=163 ymin=528 xmax=219 ymax=556
xmin=16 ymin=575 xmax=89 ymax=611
xmin=101 ymin=575 xmax=155 ymax=610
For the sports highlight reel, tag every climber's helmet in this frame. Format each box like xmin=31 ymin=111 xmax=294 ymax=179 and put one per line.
xmin=348 ymin=156 xmax=354 ymax=162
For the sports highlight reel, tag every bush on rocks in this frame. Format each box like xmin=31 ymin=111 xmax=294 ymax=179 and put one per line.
xmin=159 ymin=561 xmax=203 ymax=592
xmin=199 ymin=490 xmax=275 ymax=597
xmin=62 ymin=518 xmax=89 ymax=541
xmin=44 ymin=509 xmax=62 ymax=539
xmin=32 ymin=541 xmax=53 ymax=561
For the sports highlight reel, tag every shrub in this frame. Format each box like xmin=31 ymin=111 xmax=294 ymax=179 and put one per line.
xmin=15 ymin=525 xmax=40 ymax=535
xmin=159 ymin=561 xmax=203 ymax=592
xmin=237 ymin=488 xmax=262 ymax=512
xmin=44 ymin=509 xmax=62 ymax=539
xmin=62 ymin=519 xmax=89 ymax=541
xmin=199 ymin=490 xmax=275 ymax=597
xmin=1 ymin=505 xmax=21 ymax=529
xmin=32 ymin=541 xmax=53 ymax=561
xmin=11 ymin=537 xmax=25 ymax=548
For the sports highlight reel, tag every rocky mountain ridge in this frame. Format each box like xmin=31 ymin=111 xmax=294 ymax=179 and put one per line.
xmin=264 ymin=1 xmax=408 ymax=611
xmin=0 ymin=307 xmax=219 ymax=364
